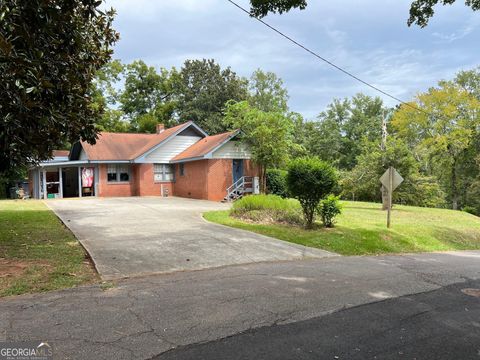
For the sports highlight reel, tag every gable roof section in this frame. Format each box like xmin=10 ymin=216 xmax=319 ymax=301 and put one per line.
xmin=171 ymin=130 xmax=240 ymax=163
xmin=80 ymin=121 xmax=201 ymax=161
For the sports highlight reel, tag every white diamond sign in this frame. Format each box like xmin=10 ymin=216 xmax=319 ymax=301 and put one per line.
xmin=380 ymin=167 xmax=404 ymax=192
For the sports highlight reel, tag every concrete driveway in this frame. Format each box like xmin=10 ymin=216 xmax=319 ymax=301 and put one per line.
xmin=47 ymin=197 xmax=336 ymax=279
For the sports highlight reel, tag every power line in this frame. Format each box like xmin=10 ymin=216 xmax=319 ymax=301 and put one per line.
xmin=226 ymin=0 xmax=429 ymax=115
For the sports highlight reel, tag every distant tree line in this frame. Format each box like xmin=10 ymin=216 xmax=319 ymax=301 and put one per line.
xmin=90 ymin=59 xmax=291 ymax=135
xmin=92 ymin=58 xmax=480 ymax=215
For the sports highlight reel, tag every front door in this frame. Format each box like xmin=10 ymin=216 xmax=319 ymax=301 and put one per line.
xmin=232 ymin=159 xmax=244 ymax=184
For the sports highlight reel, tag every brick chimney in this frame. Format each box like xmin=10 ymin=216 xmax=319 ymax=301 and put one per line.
xmin=156 ymin=123 xmax=165 ymax=134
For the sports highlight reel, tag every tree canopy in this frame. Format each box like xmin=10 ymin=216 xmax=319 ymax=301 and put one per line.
xmin=249 ymin=0 xmax=307 ymax=18
xmin=248 ymin=0 xmax=479 ymax=26
xmin=224 ymin=101 xmax=294 ymax=191
xmin=248 ymin=69 xmax=289 ymax=113
xmin=408 ymin=0 xmax=480 ymax=27
xmin=0 ymin=0 xmax=118 ymax=174
xmin=305 ymin=94 xmax=386 ymax=170
xmin=120 ymin=60 xmax=177 ymax=131
xmin=392 ymin=81 xmax=480 ymax=210
xmin=174 ymin=59 xmax=248 ymax=134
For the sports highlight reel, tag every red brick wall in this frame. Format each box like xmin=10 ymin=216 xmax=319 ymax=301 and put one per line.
xmin=98 ymin=164 xmax=137 ymax=197
xmin=173 ymin=160 xmax=208 ymax=199
xmin=206 ymin=159 xmax=260 ymax=201
xmin=135 ymin=163 xmax=173 ymax=197
xmin=244 ymin=159 xmax=260 ymax=177
xmin=206 ymin=159 xmax=231 ymax=201
xmin=96 ymin=159 xmax=259 ymax=200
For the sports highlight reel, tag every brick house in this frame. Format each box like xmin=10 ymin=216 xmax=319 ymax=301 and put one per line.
xmin=29 ymin=121 xmax=260 ymax=201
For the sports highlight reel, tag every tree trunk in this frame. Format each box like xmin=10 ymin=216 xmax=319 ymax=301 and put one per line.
xmin=259 ymin=165 xmax=267 ymax=194
xmin=451 ymin=159 xmax=458 ymax=210
xmin=305 ymin=207 xmax=315 ymax=229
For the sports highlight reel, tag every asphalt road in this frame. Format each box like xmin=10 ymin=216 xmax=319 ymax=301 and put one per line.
xmin=1 ymin=251 xmax=479 ymax=359
xmin=157 ymin=279 xmax=480 ymax=360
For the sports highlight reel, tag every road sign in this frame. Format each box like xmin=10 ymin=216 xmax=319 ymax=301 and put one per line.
xmin=380 ymin=167 xmax=404 ymax=228
xmin=380 ymin=168 xmax=403 ymax=192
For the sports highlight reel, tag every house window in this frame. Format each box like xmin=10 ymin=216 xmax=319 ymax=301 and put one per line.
xmin=107 ymin=165 xmax=117 ymax=182
xmin=107 ymin=164 xmax=130 ymax=182
xmin=179 ymin=163 xmax=185 ymax=176
xmin=154 ymin=164 xmax=174 ymax=182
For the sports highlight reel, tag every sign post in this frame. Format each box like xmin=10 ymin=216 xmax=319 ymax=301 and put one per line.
xmin=380 ymin=166 xmax=403 ymax=228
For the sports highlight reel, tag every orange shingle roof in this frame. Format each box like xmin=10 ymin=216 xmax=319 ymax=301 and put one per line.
xmin=81 ymin=122 xmax=191 ymax=161
xmin=172 ymin=130 xmax=238 ymax=162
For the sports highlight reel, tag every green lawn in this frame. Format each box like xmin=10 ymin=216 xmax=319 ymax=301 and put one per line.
xmin=0 ymin=200 xmax=98 ymax=297
xmin=204 ymin=201 xmax=480 ymax=255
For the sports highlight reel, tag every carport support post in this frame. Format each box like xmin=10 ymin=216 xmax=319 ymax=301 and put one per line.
xmin=59 ymin=167 xmax=63 ymax=199
xmin=42 ymin=170 xmax=47 ymax=200
xmin=78 ymin=166 xmax=82 ymax=198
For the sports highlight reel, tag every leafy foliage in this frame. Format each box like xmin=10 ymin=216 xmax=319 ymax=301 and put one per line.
xmin=391 ymin=82 xmax=480 ymax=210
xmin=0 ymin=0 xmax=119 ymax=174
xmin=287 ymin=157 xmax=338 ymax=228
xmin=89 ymin=60 xmax=129 ymax=132
xmin=249 ymin=0 xmax=307 ymax=17
xmin=317 ymin=195 xmax=342 ymax=228
xmin=340 ymin=137 xmax=417 ymax=202
xmin=174 ymin=59 xmax=248 ymax=134
xmin=248 ymin=69 xmax=289 ymax=113
xmin=224 ymin=101 xmax=294 ymax=191
xmin=408 ymin=0 xmax=480 ymax=27
xmin=462 ymin=205 xmax=477 ymax=215
xmin=120 ymin=60 xmax=177 ymax=130
xmin=305 ymin=94 xmax=386 ymax=170
xmin=266 ymin=169 xmax=288 ymax=198
xmin=248 ymin=0 xmax=479 ymax=27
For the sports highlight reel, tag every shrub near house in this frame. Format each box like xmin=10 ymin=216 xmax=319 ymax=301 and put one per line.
xmin=287 ymin=157 xmax=338 ymax=228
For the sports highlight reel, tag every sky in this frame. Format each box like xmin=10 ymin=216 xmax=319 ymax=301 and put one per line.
xmin=103 ymin=0 xmax=480 ymax=119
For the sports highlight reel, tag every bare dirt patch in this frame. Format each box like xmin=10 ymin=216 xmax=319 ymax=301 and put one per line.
xmin=0 ymin=259 xmax=52 ymax=279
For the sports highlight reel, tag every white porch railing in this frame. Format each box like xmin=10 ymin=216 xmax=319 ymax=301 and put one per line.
xmin=224 ymin=176 xmax=254 ymax=202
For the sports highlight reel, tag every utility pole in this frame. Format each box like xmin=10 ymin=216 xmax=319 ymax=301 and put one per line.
xmin=381 ymin=110 xmax=388 ymax=151
xmin=381 ymin=110 xmax=389 ymax=210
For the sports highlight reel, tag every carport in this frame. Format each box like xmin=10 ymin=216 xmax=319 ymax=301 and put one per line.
xmin=30 ymin=161 xmax=98 ymax=199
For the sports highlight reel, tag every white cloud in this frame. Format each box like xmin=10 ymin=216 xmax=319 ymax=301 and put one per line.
xmin=103 ymin=0 xmax=480 ymax=118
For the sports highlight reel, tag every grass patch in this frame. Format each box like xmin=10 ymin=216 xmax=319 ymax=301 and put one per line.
xmin=204 ymin=201 xmax=480 ymax=255
xmin=0 ymin=200 xmax=99 ymax=297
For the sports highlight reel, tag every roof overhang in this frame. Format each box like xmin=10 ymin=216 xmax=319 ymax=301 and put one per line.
xmin=133 ymin=121 xmax=208 ymax=162
xmin=33 ymin=160 xmax=131 ymax=168
xmin=170 ymin=129 xmax=241 ymax=164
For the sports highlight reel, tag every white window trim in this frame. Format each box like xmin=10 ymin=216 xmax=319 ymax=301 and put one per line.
xmin=154 ymin=164 xmax=174 ymax=183
xmin=107 ymin=164 xmax=131 ymax=183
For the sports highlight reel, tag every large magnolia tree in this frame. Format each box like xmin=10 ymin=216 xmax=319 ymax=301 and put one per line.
xmin=0 ymin=0 xmax=118 ymax=174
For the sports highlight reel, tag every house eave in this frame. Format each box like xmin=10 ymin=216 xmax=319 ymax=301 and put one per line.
xmin=169 ymin=156 xmax=207 ymax=164
xmin=133 ymin=121 xmax=208 ymax=162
